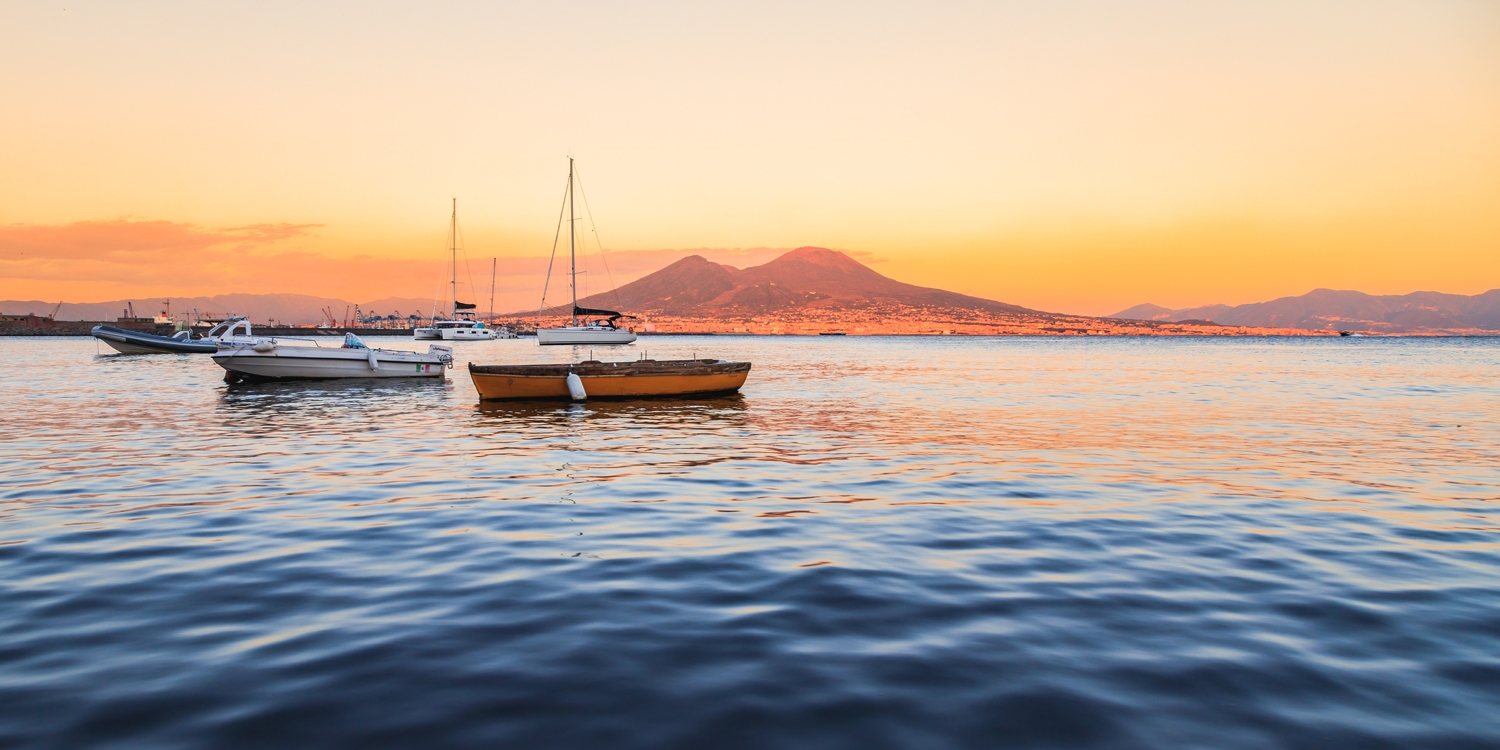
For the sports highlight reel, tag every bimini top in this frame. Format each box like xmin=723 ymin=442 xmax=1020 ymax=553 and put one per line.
xmin=573 ymin=306 xmax=637 ymax=321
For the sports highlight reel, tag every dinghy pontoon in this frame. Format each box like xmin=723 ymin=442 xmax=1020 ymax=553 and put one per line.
xmin=91 ymin=325 xmax=217 ymax=354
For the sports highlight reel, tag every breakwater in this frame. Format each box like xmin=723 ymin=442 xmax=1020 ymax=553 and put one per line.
xmin=0 ymin=323 xmax=419 ymax=337
xmin=193 ymin=326 xmax=418 ymax=337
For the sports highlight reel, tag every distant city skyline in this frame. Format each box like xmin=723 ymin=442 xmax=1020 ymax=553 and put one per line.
xmin=7 ymin=246 xmax=1496 ymax=336
xmin=2 ymin=1 xmax=1497 ymax=315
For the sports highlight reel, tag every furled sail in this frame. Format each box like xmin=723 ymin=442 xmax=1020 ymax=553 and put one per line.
xmin=454 ymin=301 xmax=477 ymax=310
xmin=573 ymin=306 xmax=635 ymax=320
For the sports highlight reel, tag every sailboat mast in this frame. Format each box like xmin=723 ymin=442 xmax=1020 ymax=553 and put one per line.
xmin=488 ymin=257 xmax=496 ymax=323
xmin=568 ymin=158 xmax=576 ymax=326
xmin=450 ymin=198 xmax=458 ymax=319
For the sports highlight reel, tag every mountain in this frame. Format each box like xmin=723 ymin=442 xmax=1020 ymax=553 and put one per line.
xmin=1112 ymin=302 xmax=1236 ymax=323
xmin=0 ymin=294 xmax=438 ymax=325
xmin=550 ymin=247 xmax=1033 ymax=316
xmin=1112 ymin=289 xmax=1500 ymax=332
xmin=1110 ymin=303 xmax=1176 ymax=321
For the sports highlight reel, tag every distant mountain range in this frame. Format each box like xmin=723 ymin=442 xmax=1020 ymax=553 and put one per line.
xmin=9 ymin=250 xmax=1495 ymax=335
xmin=1112 ymin=289 xmax=1500 ymax=333
xmin=544 ymin=247 xmax=1033 ymax=316
xmin=0 ymin=294 xmax=438 ymax=325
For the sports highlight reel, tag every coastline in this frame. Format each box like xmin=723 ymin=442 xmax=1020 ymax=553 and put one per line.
xmin=13 ymin=326 xmax=1495 ymax=338
xmin=7 ymin=311 xmax=1496 ymax=338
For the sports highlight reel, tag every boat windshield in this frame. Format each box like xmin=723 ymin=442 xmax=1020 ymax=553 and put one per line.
xmin=342 ymin=333 xmax=369 ymax=349
xmin=206 ymin=317 xmax=251 ymax=340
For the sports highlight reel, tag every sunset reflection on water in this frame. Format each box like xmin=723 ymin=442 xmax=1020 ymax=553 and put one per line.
xmin=1 ymin=335 xmax=1497 ymax=748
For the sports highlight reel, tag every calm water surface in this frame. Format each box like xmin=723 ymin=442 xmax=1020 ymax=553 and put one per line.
xmin=2 ymin=336 xmax=1497 ymax=748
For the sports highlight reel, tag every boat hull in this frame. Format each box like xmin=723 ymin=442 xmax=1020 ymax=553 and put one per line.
xmin=215 ymin=346 xmax=450 ymax=381
xmin=469 ymin=359 xmax=750 ymax=400
xmin=416 ymin=326 xmax=501 ymax=341
xmin=536 ymin=327 xmax=637 ymax=346
xmin=91 ymin=325 xmax=217 ymax=354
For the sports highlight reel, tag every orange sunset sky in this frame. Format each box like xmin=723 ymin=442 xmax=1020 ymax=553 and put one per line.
xmin=2 ymin=1 xmax=1497 ymax=316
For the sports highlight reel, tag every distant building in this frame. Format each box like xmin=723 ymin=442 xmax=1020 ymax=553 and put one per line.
xmin=0 ymin=313 xmax=56 ymax=329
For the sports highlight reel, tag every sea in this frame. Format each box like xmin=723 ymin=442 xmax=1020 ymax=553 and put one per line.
xmin=1 ymin=335 xmax=1497 ymax=749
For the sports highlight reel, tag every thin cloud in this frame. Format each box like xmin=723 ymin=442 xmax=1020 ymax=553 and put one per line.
xmin=0 ymin=220 xmax=820 ymax=308
xmin=218 ymin=223 xmax=324 ymax=244
xmin=0 ymin=220 xmax=322 ymax=263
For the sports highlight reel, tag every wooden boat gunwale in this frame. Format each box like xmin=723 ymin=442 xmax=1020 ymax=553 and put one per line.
xmin=468 ymin=358 xmax=751 ymax=401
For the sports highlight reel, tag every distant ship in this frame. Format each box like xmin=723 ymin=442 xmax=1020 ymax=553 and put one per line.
xmin=535 ymin=158 xmax=637 ymax=346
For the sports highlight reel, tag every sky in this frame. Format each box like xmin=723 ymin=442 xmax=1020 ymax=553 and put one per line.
xmin=2 ymin=0 xmax=1497 ymax=316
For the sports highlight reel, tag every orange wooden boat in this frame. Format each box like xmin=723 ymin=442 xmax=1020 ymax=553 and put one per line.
xmin=468 ymin=358 xmax=751 ymax=401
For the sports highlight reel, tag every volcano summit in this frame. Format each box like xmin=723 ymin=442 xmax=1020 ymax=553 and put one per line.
xmin=559 ymin=247 xmax=1032 ymax=317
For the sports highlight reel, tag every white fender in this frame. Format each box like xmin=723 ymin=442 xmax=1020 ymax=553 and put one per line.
xmin=566 ymin=372 xmax=586 ymax=401
xmin=367 ymin=351 xmax=379 ymax=370
xmin=253 ymin=340 xmax=275 ymax=353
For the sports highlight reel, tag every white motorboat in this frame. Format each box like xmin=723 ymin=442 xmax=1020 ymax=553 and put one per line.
xmin=535 ymin=158 xmax=639 ymax=346
xmin=415 ymin=318 xmax=512 ymax=341
xmin=215 ymin=333 xmax=453 ymax=382
xmin=415 ymin=200 xmax=505 ymax=341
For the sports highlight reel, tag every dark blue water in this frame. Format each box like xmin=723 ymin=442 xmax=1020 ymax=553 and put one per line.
xmin=2 ymin=336 xmax=1497 ymax=748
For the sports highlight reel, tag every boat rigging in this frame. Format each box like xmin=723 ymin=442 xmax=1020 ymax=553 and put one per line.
xmin=416 ymin=199 xmax=510 ymax=340
xmin=536 ymin=158 xmax=637 ymax=346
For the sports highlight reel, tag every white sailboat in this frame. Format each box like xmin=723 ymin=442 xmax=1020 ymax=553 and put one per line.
xmin=536 ymin=158 xmax=637 ymax=346
xmin=416 ymin=200 xmax=503 ymax=341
